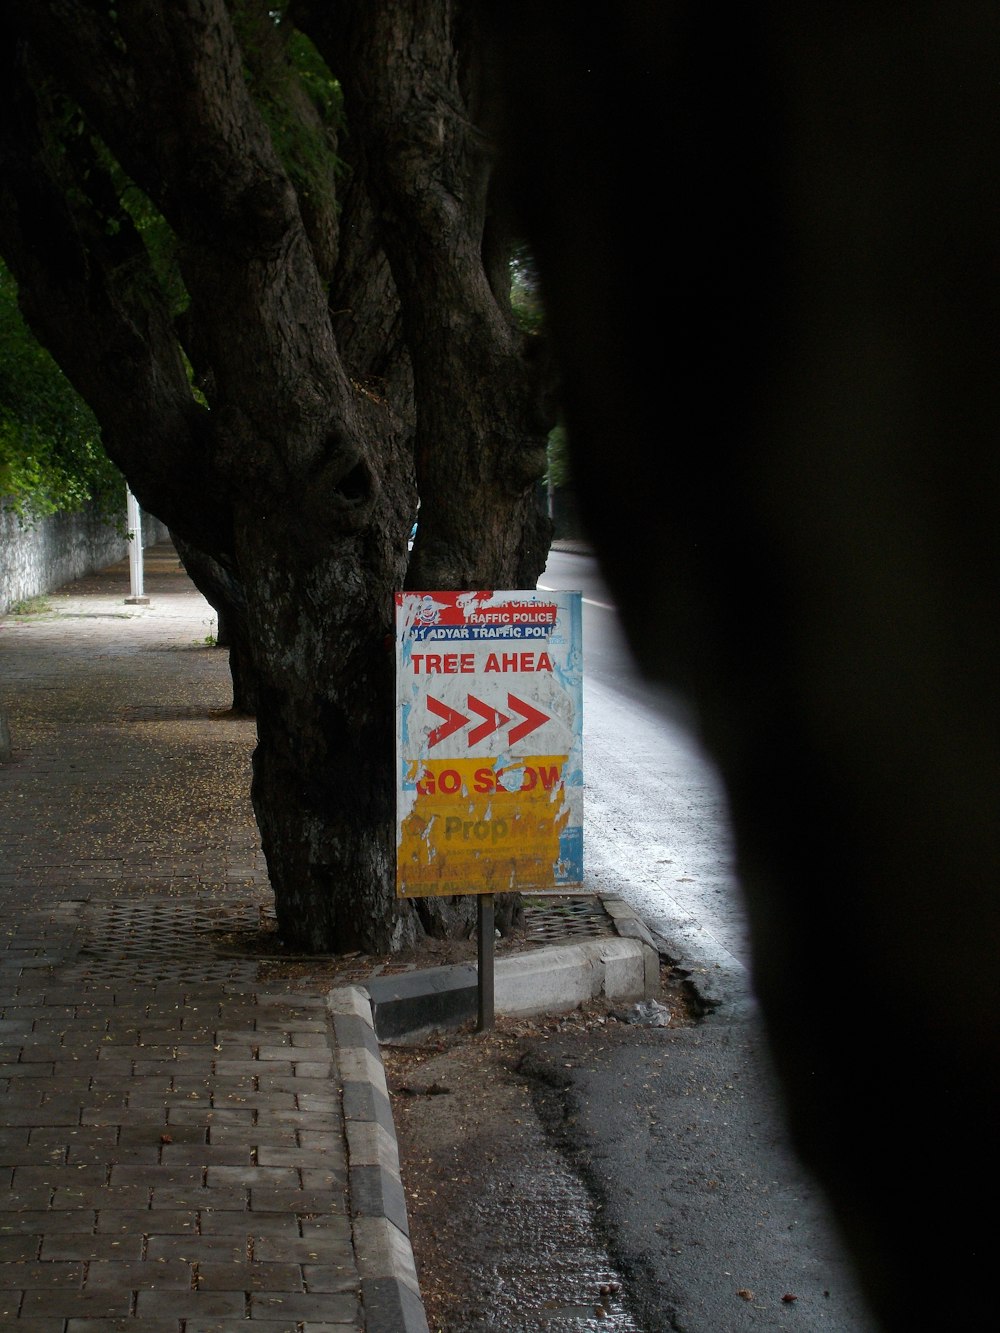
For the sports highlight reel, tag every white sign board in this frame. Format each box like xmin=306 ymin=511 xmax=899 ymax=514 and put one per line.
xmin=395 ymin=589 xmax=583 ymax=897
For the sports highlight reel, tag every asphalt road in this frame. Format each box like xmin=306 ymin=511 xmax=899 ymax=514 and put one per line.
xmin=540 ymin=548 xmax=751 ymax=983
xmin=534 ymin=548 xmax=884 ymax=1332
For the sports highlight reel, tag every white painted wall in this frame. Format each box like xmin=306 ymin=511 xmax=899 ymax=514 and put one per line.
xmin=0 ymin=500 xmax=169 ymax=614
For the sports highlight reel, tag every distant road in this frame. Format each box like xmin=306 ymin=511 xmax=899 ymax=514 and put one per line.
xmin=540 ymin=548 xmax=753 ymax=975
xmin=536 ymin=552 xmax=881 ymax=1333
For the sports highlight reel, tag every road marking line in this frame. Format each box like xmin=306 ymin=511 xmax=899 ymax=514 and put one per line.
xmin=538 ymin=582 xmax=615 ymax=611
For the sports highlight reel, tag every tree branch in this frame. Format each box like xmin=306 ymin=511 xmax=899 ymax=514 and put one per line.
xmin=0 ymin=36 xmax=229 ymax=554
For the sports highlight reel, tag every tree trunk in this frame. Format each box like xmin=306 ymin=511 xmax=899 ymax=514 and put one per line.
xmin=247 ymin=607 xmax=416 ymax=954
xmin=302 ymin=0 xmax=552 ymax=939
xmin=171 ymin=533 xmax=258 ymax=716
xmin=0 ymin=0 xmax=553 ymax=954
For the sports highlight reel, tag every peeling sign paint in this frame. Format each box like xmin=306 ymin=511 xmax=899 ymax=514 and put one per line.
xmin=395 ymin=590 xmax=583 ymax=897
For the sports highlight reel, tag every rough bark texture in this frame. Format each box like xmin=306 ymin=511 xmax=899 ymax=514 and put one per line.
xmin=489 ymin=5 xmax=1000 ymax=1331
xmin=171 ymin=533 xmax=258 ymax=716
xmin=0 ymin=0 xmax=552 ymax=953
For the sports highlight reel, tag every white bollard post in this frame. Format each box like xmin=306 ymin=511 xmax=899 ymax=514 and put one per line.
xmin=125 ymin=487 xmax=150 ymax=605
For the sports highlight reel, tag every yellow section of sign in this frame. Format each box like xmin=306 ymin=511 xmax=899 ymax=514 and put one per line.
xmin=396 ymin=756 xmax=569 ymax=897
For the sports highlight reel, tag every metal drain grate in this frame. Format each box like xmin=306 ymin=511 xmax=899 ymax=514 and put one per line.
xmin=65 ymin=897 xmax=273 ymax=987
xmin=523 ymin=894 xmax=615 ymax=945
xmin=60 ymin=893 xmax=615 ymax=987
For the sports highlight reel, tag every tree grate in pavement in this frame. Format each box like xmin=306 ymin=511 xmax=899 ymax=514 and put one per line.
xmin=523 ymin=894 xmax=616 ymax=945
xmin=55 ymin=894 xmax=615 ymax=986
xmin=65 ymin=897 xmax=275 ymax=986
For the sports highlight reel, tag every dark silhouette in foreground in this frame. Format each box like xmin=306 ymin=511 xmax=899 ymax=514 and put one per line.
xmin=492 ymin=7 xmax=1000 ymax=1329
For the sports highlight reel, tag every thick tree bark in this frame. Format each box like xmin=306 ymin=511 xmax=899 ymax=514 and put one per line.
xmin=171 ymin=534 xmax=258 ymax=716
xmin=0 ymin=0 xmax=552 ymax=953
xmin=302 ymin=1 xmax=553 ymax=596
xmin=298 ymin=0 xmax=551 ymax=939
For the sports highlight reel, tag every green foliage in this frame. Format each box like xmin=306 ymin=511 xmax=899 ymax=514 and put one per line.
xmin=233 ymin=5 xmax=345 ymax=219
xmin=6 ymin=595 xmax=53 ymax=617
xmin=0 ymin=263 xmax=124 ymax=525
xmin=116 ymin=177 xmax=188 ymax=319
xmin=512 ymin=250 xmax=564 ymax=489
xmin=286 ymin=28 xmax=344 ymax=129
xmin=546 ymin=424 xmax=572 ymax=489
xmin=511 ymin=244 xmax=544 ymax=334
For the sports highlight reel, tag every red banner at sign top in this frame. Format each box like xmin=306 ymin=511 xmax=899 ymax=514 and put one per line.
xmin=400 ymin=590 xmax=559 ymax=627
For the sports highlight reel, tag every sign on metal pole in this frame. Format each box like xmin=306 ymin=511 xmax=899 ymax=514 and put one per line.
xmin=395 ymin=589 xmax=583 ymax=899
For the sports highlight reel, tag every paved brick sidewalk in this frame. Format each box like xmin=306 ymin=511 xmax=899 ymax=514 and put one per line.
xmin=0 ymin=545 xmax=409 ymax=1332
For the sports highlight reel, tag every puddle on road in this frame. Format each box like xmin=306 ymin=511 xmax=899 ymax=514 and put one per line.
xmin=384 ymin=1035 xmax=644 ymax=1332
xmin=462 ymin=1167 xmax=639 ymax=1331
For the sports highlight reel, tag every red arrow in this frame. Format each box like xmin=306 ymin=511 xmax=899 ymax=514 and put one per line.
xmin=466 ymin=695 xmax=510 ymax=746
xmin=426 ymin=695 xmax=468 ymax=748
xmin=506 ymin=693 xmax=550 ymax=744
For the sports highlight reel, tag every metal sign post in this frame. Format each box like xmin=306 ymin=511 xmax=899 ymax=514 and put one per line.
xmin=477 ymin=894 xmax=495 ymax=1031
xmin=395 ymin=588 xmax=583 ymax=1029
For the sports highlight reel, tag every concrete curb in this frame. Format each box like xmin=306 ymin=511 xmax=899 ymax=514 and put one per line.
xmin=495 ymin=935 xmax=657 ymax=1015
xmin=364 ymin=932 xmax=658 ymax=1041
xmin=329 ymin=895 xmax=660 ymax=1330
xmin=328 ymin=985 xmax=430 ymax=1333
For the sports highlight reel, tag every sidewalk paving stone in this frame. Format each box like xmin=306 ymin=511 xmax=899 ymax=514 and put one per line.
xmin=0 ymin=544 xmax=425 ymax=1331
